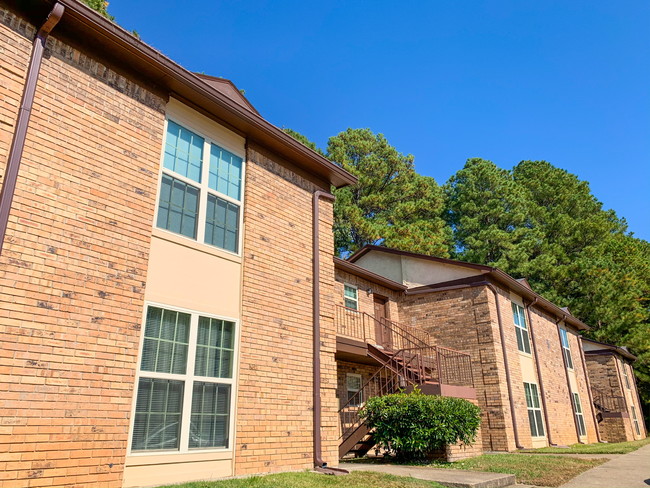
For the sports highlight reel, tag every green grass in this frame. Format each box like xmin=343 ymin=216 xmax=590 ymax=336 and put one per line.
xmin=430 ymin=454 xmax=608 ymax=487
xmin=155 ymin=471 xmax=445 ymax=488
xmin=531 ymin=436 xmax=650 ymax=455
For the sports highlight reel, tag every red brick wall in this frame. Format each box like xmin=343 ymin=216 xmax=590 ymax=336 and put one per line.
xmin=235 ymin=143 xmax=338 ymax=475
xmin=0 ymin=8 xmax=165 ymax=488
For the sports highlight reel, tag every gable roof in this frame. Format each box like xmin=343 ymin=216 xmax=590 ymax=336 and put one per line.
xmin=348 ymin=245 xmax=590 ymax=331
xmin=582 ymin=337 xmax=637 ymax=361
xmin=12 ymin=0 xmax=356 ymax=189
xmin=334 ymin=257 xmax=407 ymax=292
xmin=195 ymin=74 xmax=260 ymax=115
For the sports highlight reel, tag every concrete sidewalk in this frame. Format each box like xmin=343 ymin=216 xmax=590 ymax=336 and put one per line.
xmin=560 ymin=443 xmax=650 ymax=488
xmin=344 ymin=463 xmax=515 ymax=488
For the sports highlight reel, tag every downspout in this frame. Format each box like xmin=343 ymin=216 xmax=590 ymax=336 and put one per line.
xmin=556 ymin=316 xmax=584 ymax=443
xmin=0 ymin=3 xmax=64 ymax=256
xmin=577 ymin=336 xmax=602 ymax=443
xmin=312 ymin=190 xmax=346 ymax=475
xmin=486 ymin=283 xmax=524 ymax=450
xmin=525 ymin=298 xmax=556 ymax=446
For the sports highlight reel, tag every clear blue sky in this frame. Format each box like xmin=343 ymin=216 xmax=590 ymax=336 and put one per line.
xmin=111 ymin=0 xmax=650 ymax=241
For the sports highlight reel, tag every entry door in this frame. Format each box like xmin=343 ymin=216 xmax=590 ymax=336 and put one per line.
xmin=373 ymin=296 xmax=392 ymax=349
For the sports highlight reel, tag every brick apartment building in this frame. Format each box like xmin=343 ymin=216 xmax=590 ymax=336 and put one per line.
xmin=337 ymin=246 xmax=602 ymax=454
xmin=582 ymin=338 xmax=647 ymax=442
xmin=0 ymin=1 xmax=356 ymax=486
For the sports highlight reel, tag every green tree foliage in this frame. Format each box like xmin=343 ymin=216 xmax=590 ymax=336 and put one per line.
xmin=80 ymin=0 xmax=114 ymax=20
xmin=360 ymin=389 xmax=481 ymax=461
xmin=282 ymin=128 xmax=326 ymax=156
xmin=328 ymin=128 xmax=451 ymax=256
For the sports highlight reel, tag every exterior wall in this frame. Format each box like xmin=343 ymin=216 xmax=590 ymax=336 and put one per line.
xmin=619 ymin=360 xmax=647 ymax=439
xmin=234 ymin=143 xmax=338 ymax=475
xmin=0 ymin=8 xmax=165 ymax=488
xmin=336 ymin=360 xmax=380 ymax=410
xmin=398 ymin=285 xmax=514 ymax=451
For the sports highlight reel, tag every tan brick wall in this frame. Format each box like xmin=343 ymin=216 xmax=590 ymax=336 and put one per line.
xmin=0 ymin=9 xmax=165 ymax=488
xmin=235 ymin=143 xmax=338 ymax=475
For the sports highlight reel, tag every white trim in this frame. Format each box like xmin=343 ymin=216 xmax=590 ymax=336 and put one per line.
xmin=343 ymin=283 xmax=359 ymax=311
xmin=524 ymin=381 xmax=546 ymax=438
xmin=346 ymin=373 xmax=363 ymax=407
xmin=127 ymin=302 xmax=240 ymax=456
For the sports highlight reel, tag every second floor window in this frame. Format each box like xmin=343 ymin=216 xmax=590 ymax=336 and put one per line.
xmin=344 ymin=284 xmax=359 ymax=311
xmin=559 ymin=328 xmax=574 ymax=369
xmin=512 ymin=303 xmax=531 ymax=354
xmin=156 ymin=120 xmax=243 ymax=254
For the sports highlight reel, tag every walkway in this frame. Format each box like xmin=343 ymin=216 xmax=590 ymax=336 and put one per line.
xmin=560 ymin=443 xmax=650 ymax=488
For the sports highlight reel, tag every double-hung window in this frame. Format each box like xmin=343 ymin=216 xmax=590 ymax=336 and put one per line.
xmin=346 ymin=373 xmax=363 ymax=407
xmin=559 ymin=328 xmax=574 ymax=369
xmin=512 ymin=303 xmax=531 ymax=354
xmin=572 ymin=392 xmax=587 ymax=437
xmin=524 ymin=382 xmax=545 ymax=437
xmin=131 ymin=305 xmax=236 ymax=453
xmin=622 ymin=364 xmax=631 ymax=389
xmin=631 ymin=405 xmax=641 ymax=436
xmin=157 ymin=120 xmax=243 ymax=254
xmin=344 ymin=284 xmax=359 ymax=311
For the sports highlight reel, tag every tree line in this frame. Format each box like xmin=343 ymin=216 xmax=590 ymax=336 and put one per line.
xmin=287 ymin=127 xmax=650 ymax=424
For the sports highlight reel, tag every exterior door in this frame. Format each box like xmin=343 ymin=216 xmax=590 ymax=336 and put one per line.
xmin=373 ymin=296 xmax=392 ymax=348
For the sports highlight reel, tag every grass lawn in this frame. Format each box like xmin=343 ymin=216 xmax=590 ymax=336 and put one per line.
xmin=155 ymin=471 xmax=445 ymax=488
xmin=530 ymin=437 xmax=650 ymax=455
xmin=430 ymin=454 xmax=607 ymax=487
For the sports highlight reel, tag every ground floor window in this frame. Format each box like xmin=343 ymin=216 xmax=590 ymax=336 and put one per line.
xmin=346 ymin=373 xmax=363 ymax=407
xmin=631 ymin=405 xmax=641 ymax=436
xmin=524 ymin=382 xmax=545 ymax=437
xmin=131 ymin=305 xmax=236 ymax=453
xmin=572 ymin=392 xmax=587 ymax=437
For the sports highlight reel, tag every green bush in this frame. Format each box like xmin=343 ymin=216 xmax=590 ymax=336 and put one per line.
xmin=359 ymin=388 xmax=481 ymax=461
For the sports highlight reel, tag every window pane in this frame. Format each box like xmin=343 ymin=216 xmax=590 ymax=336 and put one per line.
xmin=344 ymin=285 xmax=357 ymax=299
xmin=209 ymin=144 xmax=242 ymax=200
xmin=534 ymin=410 xmax=545 ymax=436
xmin=204 ymin=194 xmax=239 ymax=253
xmin=577 ymin=414 xmax=586 ymax=436
xmin=157 ymin=174 xmax=199 ymax=239
xmin=515 ymin=328 xmax=525 ymax=353
xmin=195 ymin=317 xmax=235 ymax=379
xmin=141 ymin=307 xmax=190 ymax=374
xmin=528 ymin=410 xmax=538 ymax=437
xmin=164 ymin=120 xmax=203 ymax=183
xmin=132 ymin=378 xmax=184 ymax=451
xmin=189 ymin=382 xmax=231 ymax=449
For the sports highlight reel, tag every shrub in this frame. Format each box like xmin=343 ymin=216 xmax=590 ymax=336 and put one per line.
xmin=359 ymin=388 xmax=481 ymax=461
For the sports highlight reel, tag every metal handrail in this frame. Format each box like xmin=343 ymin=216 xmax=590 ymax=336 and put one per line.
xmin=592 ymin=387 xmax=625 ymax=413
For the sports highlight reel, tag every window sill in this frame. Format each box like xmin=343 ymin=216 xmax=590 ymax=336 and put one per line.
xmin=517 ymin=350 xmax=533 ymax=358
xmin=126 ymin=449 xmax=232 ymax=466
xmin=152 ymin=227 xmax=242 ymax=264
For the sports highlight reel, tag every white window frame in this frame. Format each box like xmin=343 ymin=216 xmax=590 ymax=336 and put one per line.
xmin=127 ymin=302 xmax=240 ymax=456
xmin=559 ymin=327 xmax=574 ymax=370
xmin=572 ymin=392 xmax=587 ymax=437
xmin=622 ymin=363 xmax=631 ymax=389
xmin=631 ymin=405 xmax=641 ymax=436
xmin=346 ymin=373 xmax=363 ymax=407
xmin=524 ymin=382 xmax=545 ymax=438
xmin=344 ymin=284 xmax=359 ymax=311
xmin=512 ymin=302 xmax=531 ymax=354
xmin=153 ymin=117 xmax=245 ymax=256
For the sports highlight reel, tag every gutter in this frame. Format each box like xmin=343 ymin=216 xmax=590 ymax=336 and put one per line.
xmin=312 ymin=190 xmax=347 ymax=475
xmin=577 ymin=336 xmax=602 ymax=443
xmin=486 ymin=283 xmax=524 ymax=450
xmin=525 ymin=298 xmax=556 ymax=446
xmin=0 ymin=2 xmax=64 ymax=256
xmin=555 ymin=316 xmax=584 ymax=443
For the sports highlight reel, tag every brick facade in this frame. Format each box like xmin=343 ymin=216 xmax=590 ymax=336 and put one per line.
xmin=0 ymin=8 xmax=165 ymax=487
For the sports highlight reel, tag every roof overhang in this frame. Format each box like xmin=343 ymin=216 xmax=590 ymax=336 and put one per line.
xmin=6 ymin=0 xmax=356 ymax=189
xmin=334 ymin=257 xmax=407 ymax=292
xmin=582 ymin=337 xmax=637 ymax=361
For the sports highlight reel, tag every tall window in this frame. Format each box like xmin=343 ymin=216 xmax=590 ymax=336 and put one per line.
xmin=559 ymin=328 xmax=574 ymax=369
xmin=572 ymin=392 xmax=587 ymax=437
xmin=512 ymin=303 xmax=531 ymax=354
xmin=346 ymin=373 xmax=363 ymax=407
xmin=344 ymin=284 xmax=359 ymax=311
xmin=631 ymin=405 xmax=641 ymax=436
xmin=524 ymin=382 xmax=545 ymax=437
xmin=622 ymin=364 xmax=631 ymax=389
xmin=131 ymin=305 xmax=236 ymax=452
xmin=157 ymin=120 xmax=243 ymax=253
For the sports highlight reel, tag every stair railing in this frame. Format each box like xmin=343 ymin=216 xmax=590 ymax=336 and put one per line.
xmin=591 ymin=387 xmax=625 ymax=413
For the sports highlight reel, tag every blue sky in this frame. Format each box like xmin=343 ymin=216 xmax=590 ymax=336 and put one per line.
xmin=111 ymin=1 xmax=650 ymax=240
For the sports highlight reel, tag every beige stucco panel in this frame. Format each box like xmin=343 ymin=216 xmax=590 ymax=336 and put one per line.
xmin=145 ymin=233 xmax=242 ymax=318
xmin=123 ymin=456 xmax=232 ymax=487
xmin=518 ymin=352 xmax=537 ymax=383
xmin=354 ymin=252 xmax=403 ymax=283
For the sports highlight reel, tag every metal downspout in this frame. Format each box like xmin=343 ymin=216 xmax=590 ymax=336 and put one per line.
xmin=577 ymin=336 xmax=602 ymax=443
xmin=556 ymin=315 xmax=584 ymax=443
xmin=312 ymin=190 xmax=346 ymax=475
xmin=525 ymin=298 xmax=556 ymax=446
xmin=0 ymin=3 xmax=64 ymax=256
xmin=486 ymin=283 xmax=524 ymax=450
